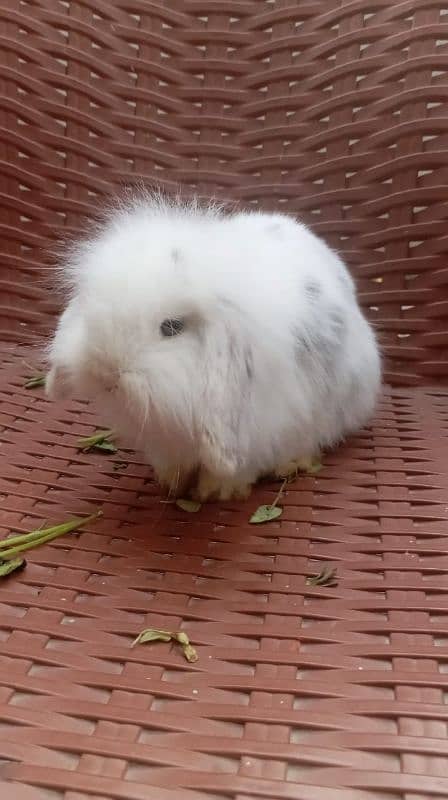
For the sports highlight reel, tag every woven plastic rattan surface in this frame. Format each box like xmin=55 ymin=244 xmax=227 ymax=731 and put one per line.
xmin=1 ymin=1 xmax=448 ymax=799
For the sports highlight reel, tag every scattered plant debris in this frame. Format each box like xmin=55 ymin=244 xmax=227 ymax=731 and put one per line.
xmin=132 ymin=628 xmax=198 ymax=663
xmin=306 ymin=566 xmax=338 ymax=587
xmin=24 ymin=374 xmax=46 ymax=389
xmin=78 ymin=430 xmax=117 ymax=453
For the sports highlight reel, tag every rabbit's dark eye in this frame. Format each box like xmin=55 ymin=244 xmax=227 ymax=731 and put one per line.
xmin=160 ymin=318 xmax=184 ymax=337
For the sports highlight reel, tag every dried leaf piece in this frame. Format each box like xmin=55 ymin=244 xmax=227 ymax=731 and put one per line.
xmin=132 ymin=628 xmax=173 ymax=647
xmin=250 ymin=505 xmax=283 ymax=524
xmin=173 ymin=631 xmax=199 ymax=663
xmin=182 ymin=643 xmax=199 ymax=663
xmin=25 ymin=374 xmax=46 ymax=389
xmin=0 ymin=558 xmax=26 ymax=577
xmin=175 ymin=499 xmax=201 ymax=513
xmin=132 ymin=627 xmax=199 ymax=663
xmin=306 ymin=566 xmax=338 ymax=587
xmin=78 ymin=430 xmax=117 ymax=453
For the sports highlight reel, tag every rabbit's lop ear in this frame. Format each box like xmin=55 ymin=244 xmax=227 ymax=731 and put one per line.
xmin=45 ymin=364 xmax=70 ymax=401
xmin=199 ymin=320 xmax=252 ymax=478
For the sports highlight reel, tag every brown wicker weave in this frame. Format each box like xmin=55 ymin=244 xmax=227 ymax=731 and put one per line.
xmin=1 ymin=2 xmax=448 ymax=798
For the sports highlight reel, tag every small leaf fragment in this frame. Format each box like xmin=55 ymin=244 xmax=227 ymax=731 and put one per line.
xmin=250 ymin=504 xmax=283 ymax=524
xmin=182 ymin=643 xmax=199 ymax=663
xmin=132 ymin=628 xmax=173 ymax=647
xmin=175 ymin=499 xmax=202 ymax=513
xmin=78 ymin=430 xmax=117 ymax=453
xmin=132 ymin=627 xmax=199 ymax=663
xmin=113 ymin=462 xmax=126 ymax=471
xmin=306 ymin=566 xmax=338 ymax=587
xmin=0 ymin=557 xmax=26 ymax=577
xmin=172 ymin=631 xmax=199 ymax=662
xmin=25 ymin=374 xmax=46 ymax=390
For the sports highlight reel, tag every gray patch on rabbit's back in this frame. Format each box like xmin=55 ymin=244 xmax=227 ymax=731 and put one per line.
xmin=245 ymin=351 xmax=254 ymax=380
xmin=348 ymin=369 xmax=362 ymax=400
xmin=295 ymin=305 xmax=346 ymax=363
xmin=304 ymin=281 xmax=321 ymax=301
xmin=327 ymin=306 xmax=346 ymax=337
xmin=295 ymin=330 xmax=334 ymax=361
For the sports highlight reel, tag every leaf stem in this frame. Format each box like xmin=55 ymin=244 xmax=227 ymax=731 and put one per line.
xmin=271 ymin=477 xmax=288 ymax=509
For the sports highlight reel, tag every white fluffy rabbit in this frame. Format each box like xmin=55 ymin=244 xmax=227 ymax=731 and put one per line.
xmin=46 ymin=193 xmax=381 ymax=501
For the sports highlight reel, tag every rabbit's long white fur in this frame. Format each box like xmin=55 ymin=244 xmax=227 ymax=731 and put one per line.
xmin=46 ymin=193 xmax=381 ymax=501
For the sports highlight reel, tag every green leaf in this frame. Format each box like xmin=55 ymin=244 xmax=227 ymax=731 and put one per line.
xmin=24 ymin=374 xmax=46 ymax=389
xmin=132 ymin=628 xmax=173 ymax=647
xmin=306 ymin=566 xmax=338 ymax=587
xmin=0 ymin=557 xmax=26 ymax=577
xmin=249 ymin=505 xmax=283 ymax=524
xmin=175 ymin=499 xmax=202 ymax=513
xmin=78 ymin=430 xmax=116 ymax=453
xmin=132 ymin=627 xmax=199 ymax=663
